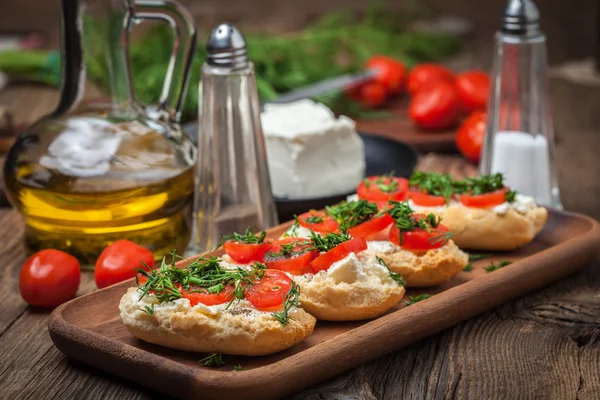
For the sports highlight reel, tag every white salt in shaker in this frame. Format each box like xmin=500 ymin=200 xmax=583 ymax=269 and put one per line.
xmin=481 ymin=0 xmax=562 ymax=208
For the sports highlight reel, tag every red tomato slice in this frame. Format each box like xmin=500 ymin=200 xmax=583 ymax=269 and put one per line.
xmin=310 ymin=237 xmax=368 ymax=273
xmin=348 ymin=214 xmax=394 ymax=239
xmin=264 ymin=238 xmax=317 ymax=275
xmin=245 ymin=269 xmax=293 ymax=310
xmin=459 ymin=189 xmax=506 ymax=208
xmin=389 ymin=224 xmax=450 ymax=250
xmin=357 ymin=176 xmax=409 ymax=202
xmin=297 ymin=210 xmax=339 ymax=233
xmin=182 ymin=284 xmax=235 ymax=306
xmin=223 ymin=241 xmax=272 ymax=264
xmin=409 ymin=191 xmax=447 ymax=207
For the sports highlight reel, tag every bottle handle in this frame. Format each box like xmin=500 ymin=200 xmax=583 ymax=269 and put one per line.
xmin=132 ymin=0 xmax=197 ymax=122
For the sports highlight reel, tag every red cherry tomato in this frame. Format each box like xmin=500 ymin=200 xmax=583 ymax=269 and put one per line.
xmin=19 ymin=249 xmax=81 ymax=308
xmin=298 ymin=210 xmax=339 ymax=233
xmin=409 ymin=81 xmax=460 ymax=130
xmin=310 ymin=237 xmax=367 ymax=273
xmin=95 ymin=240 xmax=154 ymax=289
xmin=245 ymin=269 xmax=293 ymax=310
xmin=348 ymin=214 xmax=394 ymax=240
xmin=409 ymin=191 xmax=447 ymax=207
xmin=357 ymin=176 xmax=409 ymax=202
xmin=181 ymin=284 xmax=235 ymax=306
xmin=347 ymin=81 xmax=387 ymax=108
xmin=456 ymin=110 xmax=487 ymax=164
xmin=264 ymin=238 xmax=318 ymax=275
xmin=455 ymin=70 xmax=490 ymax=114
xmin=366 ymin=55 xmax=407 ymax=95
xmin=223 ymin=241 xmax=272 ymax=264
xmin=407 ymin=64 xmax=454 ymax=95
xmin=459 ymin=189 xmax=506 ymax=208
xmin=389 ymin=224 xmax=450 ymax=251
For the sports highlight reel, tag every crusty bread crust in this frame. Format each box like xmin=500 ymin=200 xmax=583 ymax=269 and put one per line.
xmin=379 ymin=240 xmax=468 ymax=288
xmin=295 ymin=274 xmax=405 ymax=321
xmin=119 ymin=288 xmax=316 ymax=356
xmin=440 ymin=205 xmax=548 ymax=250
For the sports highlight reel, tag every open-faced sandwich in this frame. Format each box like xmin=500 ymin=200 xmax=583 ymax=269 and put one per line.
xmin=119 ymin=255 xmax=316 ymax=356
xmin=285 ymin=199 xmax=468 ymax=288
xmin=222 ymin=224 xmax=406 ymax=321
xmin=407 ymin=172 xmax=548 ymax=250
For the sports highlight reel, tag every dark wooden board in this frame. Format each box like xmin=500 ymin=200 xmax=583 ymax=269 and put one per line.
xmin=48 ymin=210 xmax=600 ymax=399
xmin=355 ymin=98 xmax=457 ymax=153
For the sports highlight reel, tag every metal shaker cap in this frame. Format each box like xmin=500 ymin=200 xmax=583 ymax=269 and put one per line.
xmin=501 ymin=0 xmax=540 ymax=36
xmin=206 ymin=23 xmax=249 ymax=70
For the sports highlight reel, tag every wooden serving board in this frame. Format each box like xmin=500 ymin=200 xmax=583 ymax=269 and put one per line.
xmin=48 ymin=210 xmax=600 ymax=400
xmin=355 ymin=97 xmax=457 ymax=153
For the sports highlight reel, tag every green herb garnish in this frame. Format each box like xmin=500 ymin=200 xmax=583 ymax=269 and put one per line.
xmin=140 ymin=303 xmax=154 ymax=316
xmin=405 ymin=294 xmax=432 ymax=305
xmin=309 ymin=230 xmax=352 ymax=252
xmin=305 ymin=215 xmax=324 ymax=224
xmin=484 ymin=260 xmax=513 ymax=273
xmin=272 ymin=282 xmax=301 ymax=326
xmin=387 ymin=201 xmax=451 ymax=246
xmin=468 ymin=253 xmax=491 ymax=262
xmin=199 ymin=353 xmax=225 ymax=367
xmin=222 ymin=227 xmax=267 ymax=245
xmin=460 ymin=173 xmax=516 ymax=202
xmin=373 ymin=171 xmax=398 ymax=193
xmin=463 ymin=264 xmax=473 ymax=272
xmin=376 ymin=256 xmax=405 ymax=286
xmin=409 ymin=171 xmax=457 ymax=204
xmin=326 ymin=200 xmax=378 ymax=231
xmin=233 ymin=364 xmax=243 ymax=372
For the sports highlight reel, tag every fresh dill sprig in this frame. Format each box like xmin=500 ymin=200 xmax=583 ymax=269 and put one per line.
xmin=484 ymin=260 xmax=513 ymax=273
xmin=405 ymin=294 xmax=432 ymax=305
xmin=468 ymin=253 xmax=491 ymax=262
xmin=233 ymin=364 xmax=243 ymax=372
xmin=222 ymin=226 xmax=267 ymax=245
xmin=309 ymin=230 xmax=351 ymax=252
xmin=463 ymin=264 xmax=473 ymax=272
xmin=268 ymin=240 xmax=312 ymax=258
xmin=284 ymin=216 xmax=301 ymax=238
xmin=427 ymin=231 xmax=453 ymax=247
xmin=374 ymin=172 xmax=398 ymax=193
xmin=140 ymin=303 xmax=154 ymax=315
xmin=409 ymin=171 xmax=457 ymax=204
xmin=272 ymin=282 xmax=301 ymax=325
xmin=305 ymin=215 xmax=324 ymax=224
xmin=376 ymin=256 xmax=405 ymax=286
xmin=199 ymin=353 xmax=225 ymax=367
xmin=459 ymin=173 xmax=516 ymax=202
xmin=325 ymin=200 xmax=378 ymax=231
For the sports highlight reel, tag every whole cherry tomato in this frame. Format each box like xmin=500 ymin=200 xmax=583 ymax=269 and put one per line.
xmin=19 ymin=249 xmax=81 ymax=308
xmin=95 ymin=240 xmax=154 ymax=289
xmin=409 ymin=81 xmax=460 ymax=130
xmin=455 ymin=70 xmax=490 ymax=113
xmin=407 ymin=64 xmax=454 ymax=95
xmin=456 ymin=110 xmax=487 ymax=163
xmin=366 ymin=55 xmax=407 ymax=95
xmin=347 ymin=81 xmax=387 ymax=108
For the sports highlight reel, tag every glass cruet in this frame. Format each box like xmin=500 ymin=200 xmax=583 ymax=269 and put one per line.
xmin=3 ymin=0 xmax=197 ymax=265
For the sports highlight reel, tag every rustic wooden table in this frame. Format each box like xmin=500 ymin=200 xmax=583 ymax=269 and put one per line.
xmin=0 ymin=85 xmax=599 ymax=399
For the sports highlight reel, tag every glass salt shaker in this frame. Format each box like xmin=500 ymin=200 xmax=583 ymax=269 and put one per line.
xmin=187 ymin=23 xmax=278 ymax=254
xmin=481 ymin=0 xmax=562 ymax=209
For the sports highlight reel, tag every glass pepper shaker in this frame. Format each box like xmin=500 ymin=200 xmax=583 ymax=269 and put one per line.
xmin=187 ymin=23 xmax=278 ymax=254
xmin=481 ymin=0 xmax=562 ymax=209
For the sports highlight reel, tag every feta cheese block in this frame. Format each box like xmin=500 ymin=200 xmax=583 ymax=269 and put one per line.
xmin=261 ymin=99 xmax=365 ymax=199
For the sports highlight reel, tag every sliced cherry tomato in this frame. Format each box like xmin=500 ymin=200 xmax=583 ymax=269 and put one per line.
xmin=456 ymin=110 xmax=486 ymax=164
xmin=409 ymin=81 xmax=460 ymax=130
xmin=182 ymin=284 xmax=235 ymax=306
xmin=357 ymin=176 xmax=409 ymax=202
xmin=298 ymin=210 xmax=339 ymax=233
xmin=245 ymin=269 xmax=293 ymax=310
xmin=264 ymin=238 xmax=317 ymax=275
xmin=407 ymin=64 xmax=454 ymax=95
xmin=459 ymin=189 xmax=506 ymax=208
xmin=366 ymin=55 xmax=407 ymax=95
xmin=389 ymin=224 xmax=450 ymax=250
xmin=95 ymin=240 xmax=154 ymax=289
xmin=223 ymin=241 xmax=272 ymax=264
xmin=347 ymin=81 xmax=387 ymax=108
xmin=19 ymin=249 xmax=81 ymax=308
xmin=348 ymin=214 xmax=394 ymax=240
xmin=455 ymin=70 xmax=490 ymax=114
xmin=409 ymin=191 xmax=447 ymax=207
xmin=310 ymin=237 xmax=367 ymax=273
